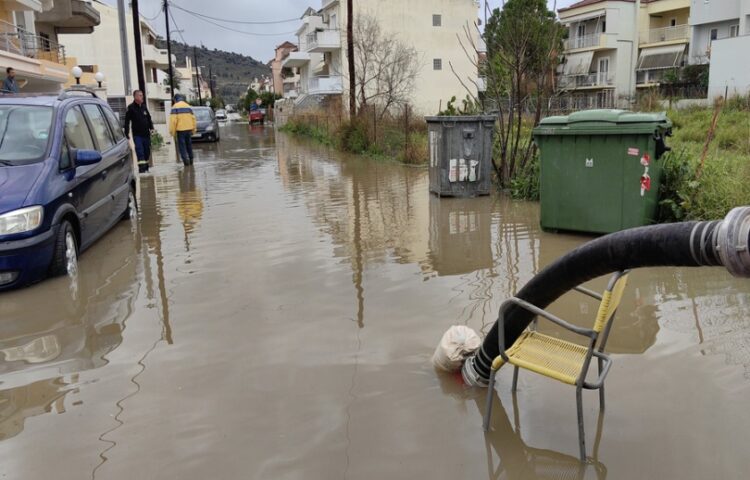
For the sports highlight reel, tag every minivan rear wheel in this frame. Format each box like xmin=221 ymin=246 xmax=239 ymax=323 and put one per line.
xmin=50 ymin=220 xmax=78 ymax=279
xmin=122 ymin=187 xmax=137 ymax=221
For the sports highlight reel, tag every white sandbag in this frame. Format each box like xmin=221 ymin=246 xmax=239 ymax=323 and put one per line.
xmin=432 ymin=325 xmax=481 ymax=372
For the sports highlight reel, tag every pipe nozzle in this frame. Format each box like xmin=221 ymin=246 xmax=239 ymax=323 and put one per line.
xmin=717 ymin=206 xmax=750 ymax=278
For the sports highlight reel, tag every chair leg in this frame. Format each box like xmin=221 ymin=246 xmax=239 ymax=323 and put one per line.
xmin=576 ymin=386 xmax=587 ymax=462
xmin=598 ymin=358 xmax=606 ymax=410
xmin=483 ymin=368 xmax=497 ymax=432
xmin=511 ymin=366 xmax=519 ymax=393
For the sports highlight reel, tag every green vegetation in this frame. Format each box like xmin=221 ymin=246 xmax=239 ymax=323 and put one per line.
xmin=150 ymin=130 xmax=164 ymax=149
xmin=238 ymin=89 xmax=281 ymax=113
xmin=280 ymin=108 xmax=428 ymax=165
xmin=658 ymin=100 xmax=750 ymax=221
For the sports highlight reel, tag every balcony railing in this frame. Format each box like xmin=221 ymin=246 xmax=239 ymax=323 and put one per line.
xmin=641 ymin=24 xmax=689 ymax=44
xmin=308 ymin=75 xmax=343 ymax=94
xmin=305 ymin=29 xmax=340 ymax=52
xmin=0 ymin=20 xmax=66 ymax=64
xmin=564 ymin=33 xmax=603 ymax=51
xmin=559 ymin=73 xmax=614 ymax=89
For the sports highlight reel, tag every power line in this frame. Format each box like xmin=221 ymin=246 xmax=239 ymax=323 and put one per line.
xmin=168 ymin=2 xmax=300 ymax=25
xmin=142 ymin=6 xmax=162 ymax=21
xmin=171 ymin=6 xmax=299 ymax=37
xmin=168 ymin=7 xmax=188 ymax=45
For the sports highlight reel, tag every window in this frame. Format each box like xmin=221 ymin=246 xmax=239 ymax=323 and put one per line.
xmin=601 ymin=20 xmax=606 ymax=33
xmin=710 ymin=28 xmax=718 ymax=41
xmin=102 ymin=107 xmax=125 ymax=143
xmin=64 ymin=107 xmax=95 ymax=151
xmin=730 ymin=25 xmax=739 ymax=37
xmin=330 ymin=13 xmax=338 ymax=29
xmin=59 ymin=140 xmax=72 ymax=170
xmin=0 ymin=106 xmax=53 ymax=164
xmin=577 ymin=23 xmax=586 ymax=38
xmin=82 ymin=104 xmax=115 ymax=151
xmin=433 ymin=58 xmax=442 ymax=70
xmin=433 ymin=14 xmax=442 ymax=27
xmin=670 ymin=18 xmax=677 ymax=27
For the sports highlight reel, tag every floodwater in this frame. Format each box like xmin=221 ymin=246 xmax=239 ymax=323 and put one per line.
xmin=1 ymin=122 xmax=749 ymax=479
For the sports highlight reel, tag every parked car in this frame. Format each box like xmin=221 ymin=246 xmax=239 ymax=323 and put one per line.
xmin=0 ymin=90 xmax=136 ymax=291
xmin=248 ymin=109 xmax=264 ymax=125
xmin=192 ymin=106 xmax=220 ymax=142
xmin=215 ymin=109 xmax=227 ymax=121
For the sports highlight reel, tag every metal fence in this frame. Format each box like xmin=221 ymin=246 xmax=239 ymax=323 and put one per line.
xmin=0 ymin=20 xmax=66 ymax=65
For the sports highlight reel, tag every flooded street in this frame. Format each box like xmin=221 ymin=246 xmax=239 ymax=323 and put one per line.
xmin=1 ymin=122 xmax=749 ymax=479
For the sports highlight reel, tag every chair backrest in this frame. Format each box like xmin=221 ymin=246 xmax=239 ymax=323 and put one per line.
xmin=593 ymin=271 xmax=629 ymax=333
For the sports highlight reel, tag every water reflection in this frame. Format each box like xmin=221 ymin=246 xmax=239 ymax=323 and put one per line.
xmin=0 ymin=222 xmax=139 ymax=441
xmin=439 ymin=374 xmax=607 ymax=479
xmin=177 ymin=167 xmax=204 ymax=251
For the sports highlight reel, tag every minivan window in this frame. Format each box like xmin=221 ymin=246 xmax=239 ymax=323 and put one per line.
xmin=194 ymin=109 xmax=212 ymax=122
xmin=0 ymin=105 xmax=53 ymax=164
xmin=102 ymin=106 xmax=125 ymax=142
xmin=83 ymin=104 xmax=115 ymax=151
xmin=64 ymin=106 xmax=95 ymax=151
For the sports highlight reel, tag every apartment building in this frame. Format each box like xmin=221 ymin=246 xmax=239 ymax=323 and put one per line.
xmin=283 ymin=0 xmax=481 ymax=116
xmin=0 ymin=0 xmax=99 ymax=92
xmin=175 ymin=56 xmax=211 ymax=104
xmin=696 ymin=0 xmax=750 ymax=97
xmin=689 ymin=0 xmax=750 ymax=64
xmin=271 ymin=41 xmax=300 ymax=97
xmin=636 ymin=0 xmax=691 ymax=86
xmin=59 ymin=0 xmax=171 ymax=122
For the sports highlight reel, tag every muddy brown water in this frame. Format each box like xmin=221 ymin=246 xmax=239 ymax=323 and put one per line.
xmin=1 ymin=123 xmax=748 ymax=479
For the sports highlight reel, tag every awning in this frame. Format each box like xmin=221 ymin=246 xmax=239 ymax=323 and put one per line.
xmin=563 ymin=51 xmax=594 ymax=75
xmin=561 ymin=9 xmax=605 ymax=25
xmin=637 ymin=45 xmax=686 ymax=70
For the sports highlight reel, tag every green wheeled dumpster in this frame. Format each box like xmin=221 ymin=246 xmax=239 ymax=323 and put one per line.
xmin=533 ymin=109 xmax=672 ymax=234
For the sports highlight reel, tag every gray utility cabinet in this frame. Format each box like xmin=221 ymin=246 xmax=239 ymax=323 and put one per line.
xmin=425 ymin=115 xmax=496 ymax=197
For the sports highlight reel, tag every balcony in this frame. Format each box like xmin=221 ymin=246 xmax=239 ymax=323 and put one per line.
xmin=308 ymin=75 xmax=343 ymax=94
xmin=558 ymin=73 xmax=614 ymax=89
xmin=306 ymin=29 xmax=341 ymax=53
xmin=0 ymin=20 xmax=66 ymax=65
xmin=37 ymin=0 xmax=100 ymax=33
xmin=564 ymin=33 xmax=603 ymax=51
xmin=283 ymin=51 xmax=310 ymax=68
xmin=146 ymin=82 xmax=170 ymax=100
xmin=143 ymin=44 xmax=169 ymax=68
xmin=640 ymin=25 xmax=689 ymax=45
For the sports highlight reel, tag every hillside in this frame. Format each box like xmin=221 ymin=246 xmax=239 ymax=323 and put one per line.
xmin=157 ymin=40 xmax=271 ymax=101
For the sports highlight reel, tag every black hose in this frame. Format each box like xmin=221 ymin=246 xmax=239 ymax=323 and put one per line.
xmin=465 ymin=220 xmax=725 ymax=384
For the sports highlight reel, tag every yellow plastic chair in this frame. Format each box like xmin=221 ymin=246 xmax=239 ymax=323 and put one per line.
xmin=482 ymin=271 xmax=630 ymax=461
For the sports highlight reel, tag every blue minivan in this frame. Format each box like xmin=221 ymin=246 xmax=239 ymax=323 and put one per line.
xmin=0 ymin=90 xmax=136 ymax=291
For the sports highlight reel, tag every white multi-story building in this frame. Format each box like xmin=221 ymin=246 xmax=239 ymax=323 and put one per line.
xmin=0 ymin=0 xmax=99 ymax=92
xmin=59 ymin=0 xmax=172 ymax=122
xmin=695 ymin=0 xmax=750 ymax=97
xmin=283 ymin=0 xmax=481 ymax=116
xmin=689 ymin=0 xmax=750 ymax=64
xmin=557 ymin=0 xmax=639 ymax=108
xmin=636 ymin=0 xmax=691 ymax=86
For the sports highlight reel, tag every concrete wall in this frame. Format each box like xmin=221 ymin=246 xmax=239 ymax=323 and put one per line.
xmin=708 ymin=35 xmax=750 ymax=98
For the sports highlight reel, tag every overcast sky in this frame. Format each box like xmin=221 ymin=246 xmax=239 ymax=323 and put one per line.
xmin=103 ymin=0 xmax=578 ymax=62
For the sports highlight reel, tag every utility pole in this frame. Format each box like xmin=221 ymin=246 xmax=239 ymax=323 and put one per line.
xmin=347 ymin=0 xmax=355 ymax=117
xmin=131 ymin=0 xmax=146 ymax=99
xmin=117 ymin=0 xmax=131 ymax=94
xmin=163 ymin=0 xmax=175 ymax=100
xmin=208 ymin=64 xmax=214 ymax=98
xmin=193 ymin=46 xmax=202 ymax=104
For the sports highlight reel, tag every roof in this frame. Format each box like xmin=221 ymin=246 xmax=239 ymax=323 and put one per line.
xmin=0 ymin=94 xmax=58 ymax=106
xmin=559 ymin=0 xmax=665 ymax=13
xmin=559 ymin=0 xmax=633 ymax=13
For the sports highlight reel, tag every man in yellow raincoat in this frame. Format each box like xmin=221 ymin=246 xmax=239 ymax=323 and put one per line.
xmin=169 ymin=94 xmax=197 ymax=166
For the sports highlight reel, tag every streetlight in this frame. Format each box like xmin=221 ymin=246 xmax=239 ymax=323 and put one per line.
xmin=72 ymin=66 xmax=82 ymax=85
xmin=94 ymin=71 xmax=105 ymax=88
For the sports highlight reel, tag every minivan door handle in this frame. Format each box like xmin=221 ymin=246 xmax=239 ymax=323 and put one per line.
xmin=101 ymin=170 xmax=108 ymax=179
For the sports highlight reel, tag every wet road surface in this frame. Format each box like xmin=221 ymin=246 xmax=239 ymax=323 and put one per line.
xmin=1 ymin=122 xmax=749 ymax=479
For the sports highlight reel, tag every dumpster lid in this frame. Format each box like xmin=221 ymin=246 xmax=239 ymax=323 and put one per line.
xmin=534 ymin=109 xmax=672 ymax=135
xmin=424 ymin=115 xmax=497 ymax=123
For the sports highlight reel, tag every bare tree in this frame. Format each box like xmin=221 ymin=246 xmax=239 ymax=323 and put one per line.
xmin=353 ymin=13 xmax=420 ymax=119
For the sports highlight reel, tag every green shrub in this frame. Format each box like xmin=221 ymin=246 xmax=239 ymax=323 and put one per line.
xmin=338 ymin=120 xmax=370 ymax=154
xmin=150 ymin=130 xmax=164 ymax=148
